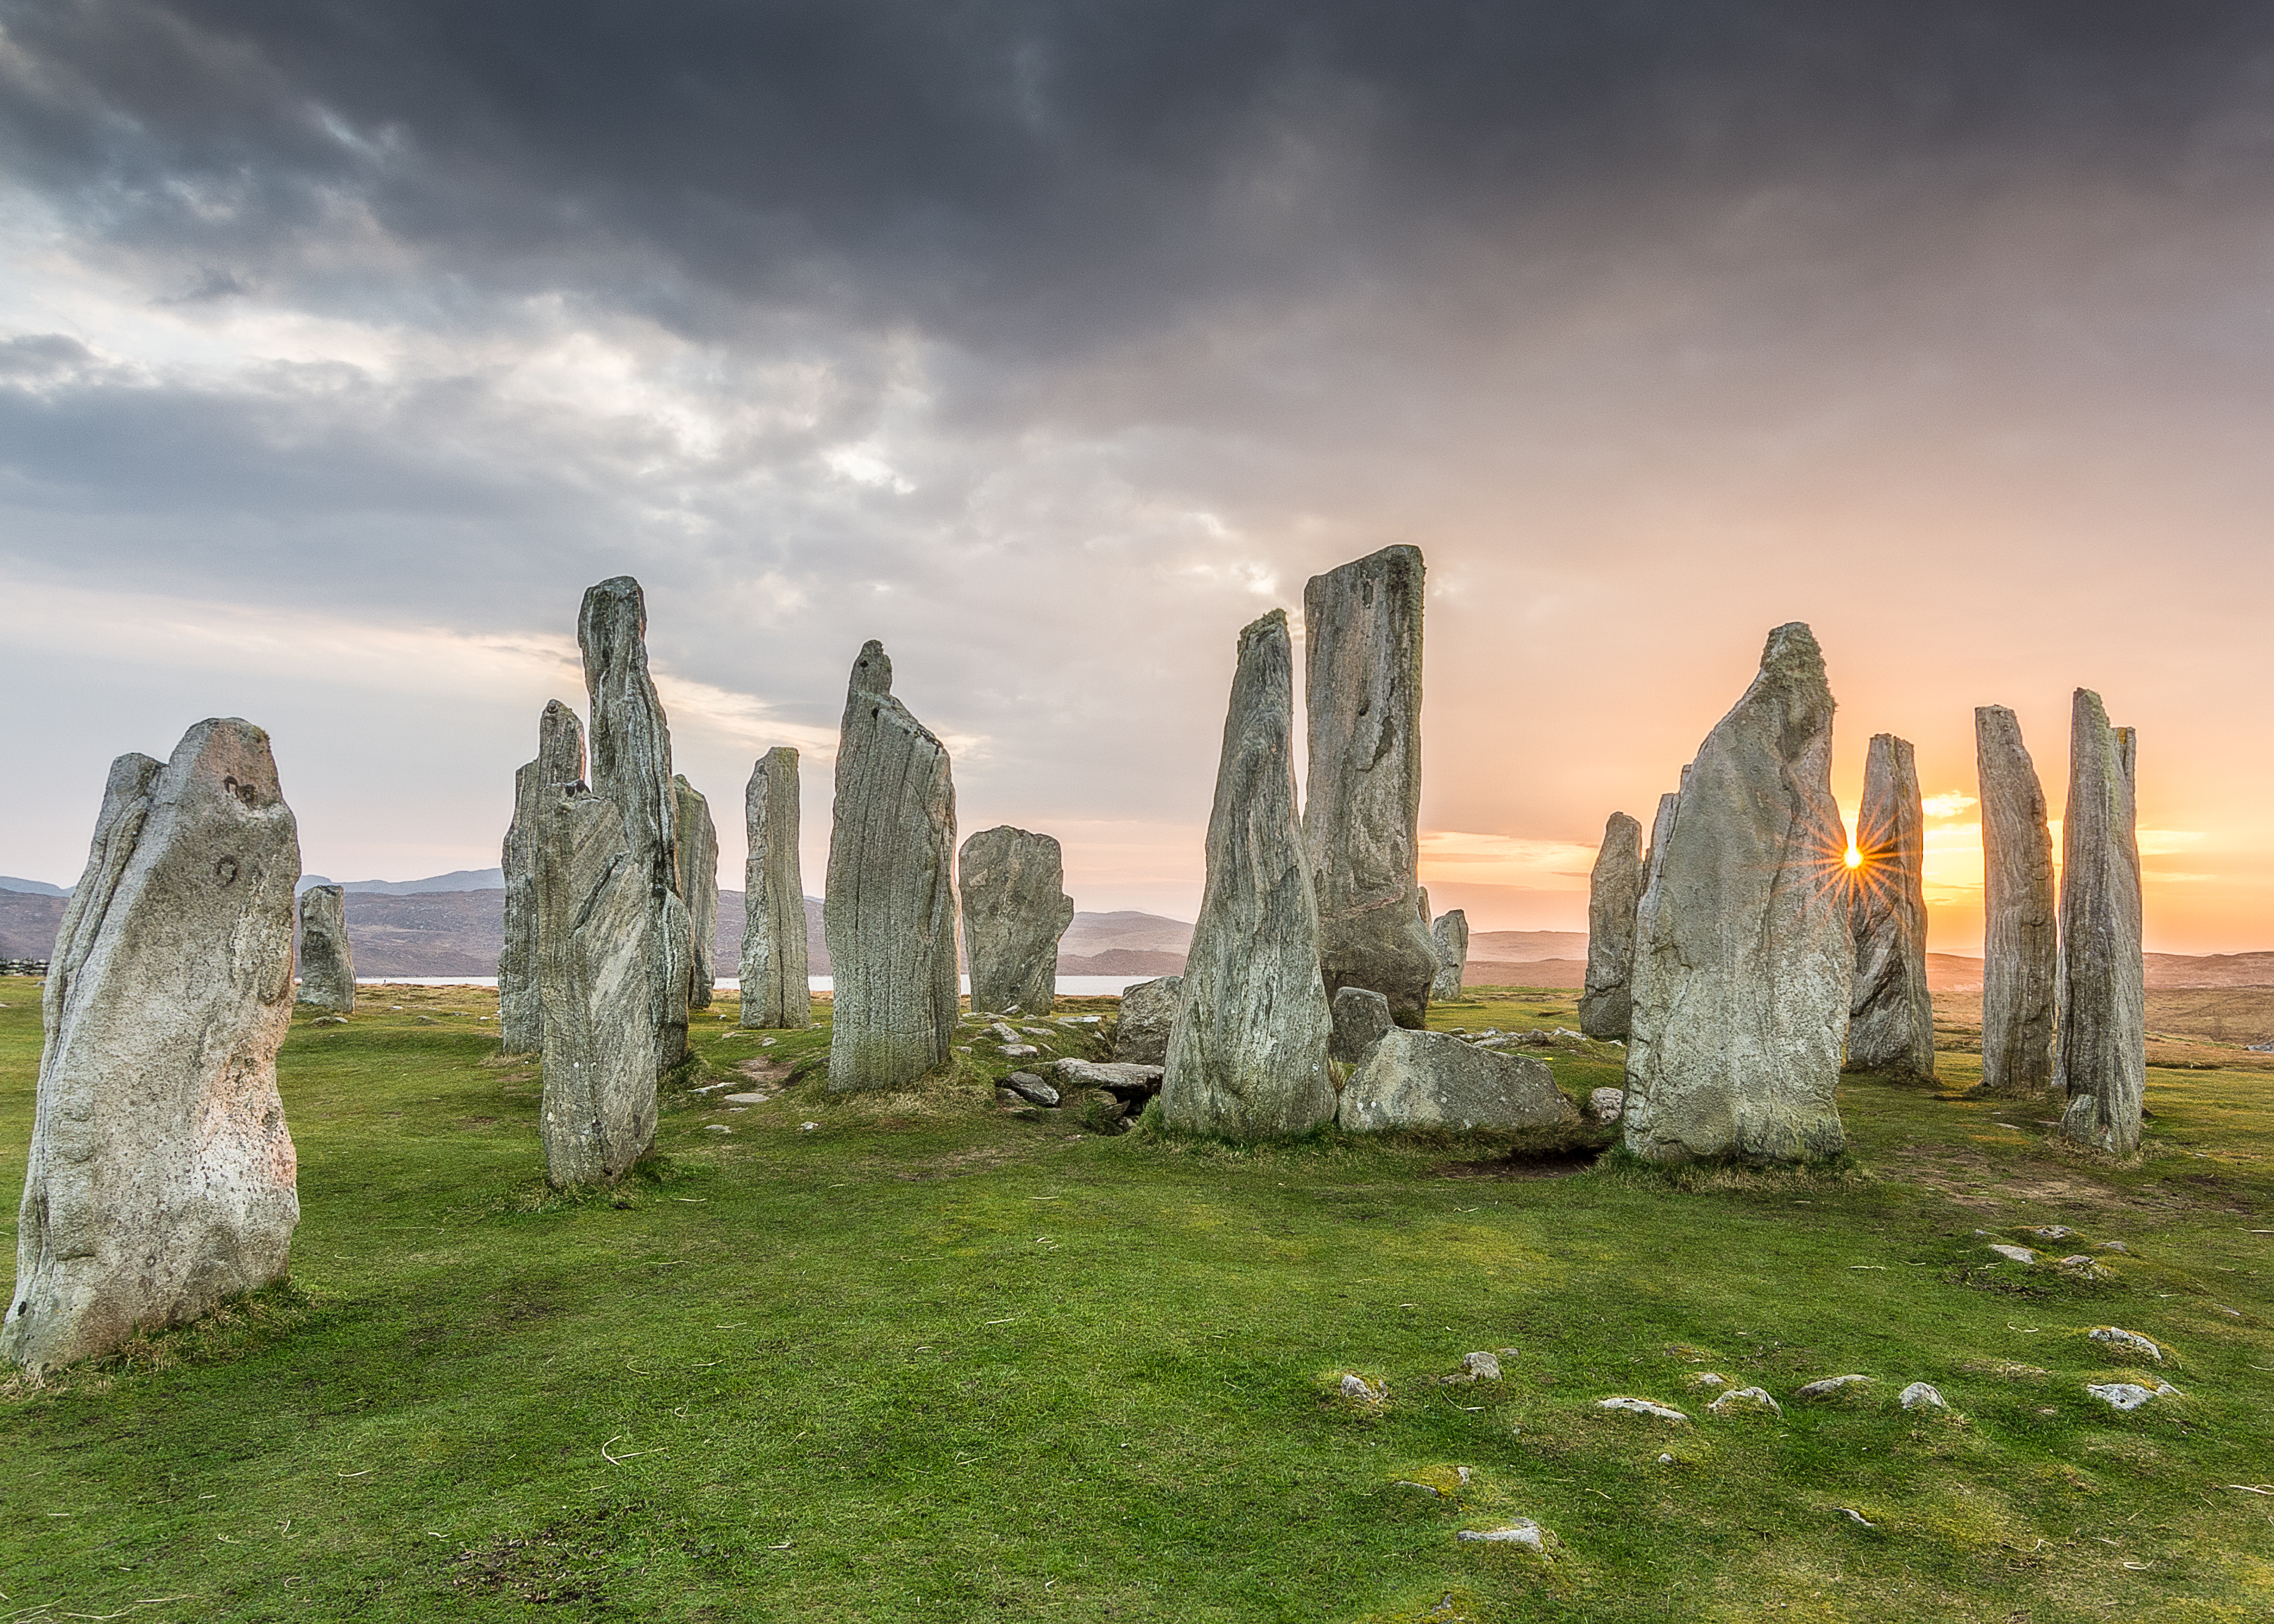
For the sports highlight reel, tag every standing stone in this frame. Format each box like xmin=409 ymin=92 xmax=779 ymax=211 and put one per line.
xmin=1112 ymin=974 xmax=1182 ymax=1065
xmin=1301 ymin=546 xmax=1439 ymax=1025
xmin=579 ymin=577 xmax=689 ymax=1073
xmin=1623 ymin=624 xmax=1851 ymax=1163
xmin=4 ymin=720 xmax=300 ymax=1371
xmin=740 ymin=747 xmax=809 ymax=1029
xmin=1330 ymin=985 xmax=1394 ymax=1062
xmin=1847 ymin=734 xmax=1935 ymax=1080
xmin=1430 ymin=910 xmax=1469 ymax=1001
xmin=1339 ymin=1028 xmax=1578 ymax=1132
xmin=824 ymin=641 xmax=958 ymax=1092
xmin=536 ymin=784 xmax=659 ymax=1184
xmin=960 ymin=826 xmax=1075 ymax=1016
xmin=499 ymin=700 xmax=585 ymax=1053
xmin=1975 ymin=705 xmax=2058 ymax=1097
xmin=2056 ymin=689 xmax=2145 ymax=1154
xmin=673 ymin=775 xmax=718 ymax=1011
xmin=1579 ymin=812 xmax=1644 ymax=1039
xmin=1162 ymin=610 xmax=1336 ymax=1136
xmin=296 ymin=884 xmax=355 ymax=1013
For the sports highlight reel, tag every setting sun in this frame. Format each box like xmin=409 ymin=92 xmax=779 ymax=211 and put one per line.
xmin=1845 ymin=845 xmax=1864 ymax=870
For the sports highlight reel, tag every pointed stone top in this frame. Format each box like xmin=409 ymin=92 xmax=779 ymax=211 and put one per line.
xmin=850 ymin=639 xmax=894 ymax=698
xmin=2073 ymin=686 xmax=2109 ymax=725
xmin=541 ymin=697 xmax=577 ymax=723
xmin=1240 ymin=607 xmax=1289 ymax=651
xmin=1759 ymin=621 xmax=1824 ymax=679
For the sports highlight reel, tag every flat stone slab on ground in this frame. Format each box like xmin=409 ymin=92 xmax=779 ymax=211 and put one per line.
xmin=1596 ymin=1397 xmax=1690 ymax=1422
xmin=2086 ymin=1379 xmax=2181 ymax=1411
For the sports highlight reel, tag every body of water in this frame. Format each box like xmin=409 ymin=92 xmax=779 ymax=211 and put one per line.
xmin=356 ymin=975 xmax=1153 ymax=996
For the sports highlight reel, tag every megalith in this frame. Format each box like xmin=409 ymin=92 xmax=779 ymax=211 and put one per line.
xmin=1301 ymin=546 xmax=1439 ymax=1025
xmin=1430 ymin=910 xmax=1469 ymax=1002
xmin=1847 ymin=734 xmax=1935 ymax=1080
xmin=1975 ymin=705 xmax=2058 ymax=1096
xmin=536 ymin=784 xmax=660 ymax=1184
xmin=499 ymin=700 xmax=585 ymax=1053
xmin=579 ymin=577 xmax=689 ymax=1072
xmin=1578 ymin=813 xmax=1644 ymax=1039
xmin=960 ymin=825 xmax=1075 ymax=1016
xmin=673 ymin=775 xmax=718 ymax=1011
xmin=2055 ymin=689 xmax=2145 ymax=1154
xmin=1339 ymin=1029 xmax=1578 ymax=1132
xmin=296 ymin=884 xmax=355 ymax=1013
xmin=824 ymin=641 xmax=958 ymax=1092
xmin=1622 ymin=624 xmax=1851 ymax=1163
xmin=4 ymin=719 xmax=301 ymax=1372
xmin=1330 ymin=985 xmax=1394 ymax=1062
xmin=1111 ymin=974 xmax=1182 ymax=1065
xmin=1162 ymin=609 xmax=1336 ymax=1136
xmin=740 ymin=747 xmax=809 ymax=1029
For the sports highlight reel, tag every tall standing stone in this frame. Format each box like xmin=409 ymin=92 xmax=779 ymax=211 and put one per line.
xmin=824 ymin=642 xmax=958 ymax=1092
xmin=673 ymin=775 xmax=718 ymax=1011
xmin=1622 ymin=624 xmax=1851 ymax=1163
xmin=1578 ymin=812 xmax=1644 ymax=1039
xmin=1112 ymin=975 xmax=1183 ymax=1065
xmin=296 ymin=884 xmax=355 ymax=1013
xmin=1429 ymin=910 xmax=1469 ymax=1001
xmin=1162 ymin=610 xmax=1336 ymax=1136
xmin=536 ymin=785 xmax=659 ymax=1184
xmin=2056 ymin=689 xmax=2144 ymax=1154
xmin=1847 ymin=734 xmax=1934 ymax=1080
xmin=1301 ymin=546 xmax=1439 ymax=1025
xmin=740 ymin=747 xmax=809 ymax=1029
xmin=1975 ymin=705 xmax=2058 ymax=1096
xmin=579 ymin=577 xmax=690 ymax=1072
xmin=500 ymin=700 xmax=585 ymax=1053
xmin=961 ymin=826 xmax=1075 ymax=1016
xmin=4 ymin=720 xmax=301 ymax=1371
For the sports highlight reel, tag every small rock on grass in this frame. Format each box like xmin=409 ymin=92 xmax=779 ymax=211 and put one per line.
xmin=1898 ymin=1382 xmax=1950 ymax=1412
xmin=1707 ymin=1386 xmax=1783 ymax=1417
xmin=2094 ymin=1240 xmax=2130 ymax=1254
xmin=2088 ymin=1326 xmax=2165 ymax=1363
xmin=1002 ymin=1071 xmax=1060 ymax=1107
xmin=1684 ymin=1372 xmax=1730 ymax=1391
xmin=2057 ymin=1254 xmax=2115 ymax=1280
xmin=1457 ymin=1520 xmax=1546 ymax=1552
xmin=1987 ymin=1243 xmax=2038 ymax=1264
xmin=2086 ymin=1379 xmax=2181 ymax=1412
xmin=2026 ymin=1225 xmax=2078 ymax=1241
xmin=1596 ymin=1397 xmax=1690 ymax=1422
xmin=1794 ymin=1375 xmax=1873 ymax=1401
xmin=998 ymin=1043 xmax=1041 ymax=1058
xmin=1339 ymin=1373 xmax=1387 ymax=1404
xmin=1457 ymin=1351 xmax=1503 ymax=1382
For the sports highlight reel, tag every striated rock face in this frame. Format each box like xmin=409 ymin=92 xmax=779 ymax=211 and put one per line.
xmin=1429 ymin=910 xmax=1469 ymax=1001
xmin=1579 ymin=813 xmax=1644 ymax=1039
xmin=1301 ymin=546 xmax=1439 ymax=1025
xmin=1847 ymin=734 xmax=1934 ymax=1080
xmin=1162 ymin=610 xmax=1336 ymax=1136
xmin=673 ymin=775 xmax=718 ymax=1010
xmin=1330 ymin=985 xmax=1394 ymax=1062
xmin=1623 ymin=624 xmax=1851 ymax=1163
xmin=1112 ymin=975 xmax=1182 ymax=1065
xmin=1338 ymin=1028 xmax=1578 ymax=1132
xmin=536 ymin=785 xmax=658 ymax=1184
xmin=2056 ymin=689 xmax=2144 ymax=1153
xmin=960 ymin=825 xmax=1075 ymax=1016
xmin=740 ymin=747 xmax=809 ymax=1029
xmin=499 ymin=701 xmax=585 ymax=1053
xmin=4 ymin=720 xmax=301 ymax=1371
xmin=824 ymin=642 xmax=958 ymax=1092
xmin=1975 ymin=705 xmax=2057 ymax=1096
xmin=296 ymin=884 xmax=355 ymax=1012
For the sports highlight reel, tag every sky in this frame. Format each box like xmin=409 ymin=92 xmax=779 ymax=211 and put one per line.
xmin=2 ymin=2 xmax=2271 ymax=952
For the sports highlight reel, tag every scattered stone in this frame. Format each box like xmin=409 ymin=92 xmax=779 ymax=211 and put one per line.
xmin=673 ymin=774 xmax=719 ymax=1011
xmin=1975 ymin=705 xmax=2059 ymax=1096
xmin=1657 ymin=1453 xmax=1675 ymax=1465
xmin=1847 ymin=733 xmax=1935 ymax=1080
xmin=1338 ymin=1028 xmax=1580 ymax=1133
xmin=2094 ymin=1240 xmax=2131 ymax=1254
xmin=2087 ymin=1326 xmax=2164 ymax=1363
xmin=1836 ymin=1508 xmax=1878 ymax=1529
xmin=1428 ymin=910 xmax=1470 ymax=1004
xmin=2 ymin=721 xmax=302 ymax=1372
xmin=998 ymin=1044 xmax=1040 ymax=1058
xmin=1707 ymin=1386 xmax=1784 ymax=1417
xmin=2057 ymin=1255 xmax=2115 ymax=1280
xmin=1329 ymin=985 xmax=1394 ymax=1062
xmin=2087 ymin=1379 xmax=2181 ymax=1412
xmin=740 ymin=747 xmax=810 ymax=1030
xmin=293 ymin=883 xmax=356 ymax=1015
xmin=2027 ymin=1225 xmax=2078 ymax=1240
xmin=1051 ymin=1059 xmax=1165 ymax=1100
xmin=1898 ymin=1382 xmax=1950 ymax=1413
xmin=1457 ymin=1521 xmax=1545 ymax=1552
xmin=800 ymin=1121 xmax=817 ymax=1132
xmin=1578 ymin=811 xmax=1644 ymax=1039
xmin=2055 ymin=688 xmax=2145 ymax=1154
xmin=1340 ymin=1373 xmax=1386 ymax=1403
xmin=414 ymin=1015 xmax=439 ymax=1025
xmin=1598 ymin=1397 xmax=1690 ymax=1422
xmin=1684 ymin=1373 xmax=1729 ymax=1391
xmin=960 ymin=825 xmax=1076 ymax=1017
xmin=500 ymin=699 xmax=586 ymax=1053
xmin=1794 ymin=1375 xmax=1873 ymax=1401
xmin=721 ymin=1092 xmax=769 ymax=1105
xmin=1002 ymin=1072 xmax=1060 ymax=1107
xmin=1587 ymin=1087 xmax=1626 ymax=1123
xmin=1460 ymin=1351 xmax=1503 ymax=1381
xmin=1987 ymin=1243 xmax=2038 ymax=1264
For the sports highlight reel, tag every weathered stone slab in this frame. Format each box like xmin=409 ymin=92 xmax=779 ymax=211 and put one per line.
xmin=1301 ymin=546 xmax=1439 ymax=1024
xmin=1579 ymin=812 xmax=1644 ymax=1039
xmin=296 ymin=883 xmax=354 ymax=1013
xmin=4 ymin=720 xmax=301 ymax=1371
xmin=1429 ymin=910 xmax=1469 ymax=1001
xmin=673 ymin=774 xmax=718 ymax=1011
xmin=959 ymin=825 xmax=1075 ymax=1016
xmin=1975 ymin=705 xmax=2057 ymax=1096
xmin=824 ymin=641 xmax=958 ymax=1093
xmin=1847 ymin=733 xmax=1934 ymax=1080
xmin=2057 ymin=689 xmax=2144 ymax=1154
xmin=1330 ymin=985 xmax=1393 ymax=1062
xmin=1112 ymin=975 xmax=1181 ymax=1065
xmin=499 ymin=700 xmax=585 ymax=1053
xmin=536 ymin=784 xmax=659 ymax=1184
xmin=1162 ymin=610 xmax=1336 ymax=1136
xmin=1338 ymin=1028 xmax=1578 ymax=1132
xmin=740 ymin=747 xmax=809 ymax=1029
xmin=1623 ymin=624 xmax=1850 ymax=1163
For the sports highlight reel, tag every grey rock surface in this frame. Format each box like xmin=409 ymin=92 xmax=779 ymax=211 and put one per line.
xmin=1578 ymin=812 xmax=1644 ymax=1039
xmin=740 ymin=747 xmax=810 ymax=1029
xmin=2086 ymin=1379 xmax=2180 ymax=1411
xmin=1987 ymin=1243 xmax=2038 ymax=1264
xmin=295 ymin=883 xmax=354 ymax=1013
xmin=1457 ymin=1521 xmax=1545 ymax=1551
xmin=1338 ymin=1027 xmax=1579 ymax=1132
xmin=1898 ymin=1382 xmax=1950 ymax=1412
xmin=1002 ymin=1071 xmax=1060 ymax=1107
xmin=1111 ymin=975 xmax=1182 ymax=1065
xmin=1300 ymin=546 xmax=1439 ymax=1024
xmin=1587 ymin=1086 xmax=1626 ymax=1122
xmin=1623 ymin=624 xmax=1850 ymax=1163
xmin=1847 ymin=733 xmax=1935 ymax=1080
xmin=1162 ymin=610 xmax=1336 ymax=1136
xmin=1051 ymin=1059 xmax=1164 ymax=1101
xmin=1596 ymin=1397 xmax=1690 ymax=1422
xmin=1707 ymin=1386 xmax=1784 ymax=1417
xmin=2057 ymin=689 xmax=2145 ymax=1154
xmin=1794 ymin=1375 xmax=1873 ymax=1401
xmin=1330 ymin=984 xmax=1394 ymax=1062
xmin=536 ymin=784 xmax=659 ymax=1185
xmin=499 ymin=700 xmax=584 ymax=1053
xmin=824 ymin=641 xmax=958 ymax=1093
xmin=2087 ymin=1326 xmax=2163 ymax=1363
xmin=1975 ymin=705 xmax=2058 ymax=1096
xmin=959 ymin=825 xmax=1075 ymax=1017
xmin=4 ymin=720 xmax=301 ymax=1372
xmin=1429 ymin=910 xmax=1469 ymax=1002
xmin=1460 ymin=1351 xmax=1503 ymax=1381
xmin=673 ymin=775 xmax=718 ymax=1011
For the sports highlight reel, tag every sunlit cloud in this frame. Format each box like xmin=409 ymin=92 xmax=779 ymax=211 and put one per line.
xmin=1418 ymin=831 xmax=1598 ymax=892
xmin=1922 ymin=790 xmax=1976 ymax=819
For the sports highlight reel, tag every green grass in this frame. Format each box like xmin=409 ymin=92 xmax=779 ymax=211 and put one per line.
xmin=1 ymin=975 xmax=2270 ymax=1621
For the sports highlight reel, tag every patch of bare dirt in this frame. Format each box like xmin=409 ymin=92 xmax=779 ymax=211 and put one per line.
xmin=736 ymin=1059 xmax=792 ymax=1083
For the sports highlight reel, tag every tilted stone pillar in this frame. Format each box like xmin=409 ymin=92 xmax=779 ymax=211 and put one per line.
xmin=1975 ymin=705 xmax=2057 ymax=1096
xmin=296 ymin=883 xmax=355 ymax=1013
xmin=2055 ymin=689 xmax=2144 ymax=1154
xmin=740 ymin=747 xmax=810 ymax=1029
xmin=1429 ymin=910 xmax=1469 ymax=1002
xmin=1578 ymin=812 xmax=1644 ymax=1039
xmin=961 ymin=825 xmax=1075 ymax=1016
xmin=673 ymin=775 xmax=718 ymax=1011
xmin=1846 ymin=733 xmax=1934 ymax=1080
xmin=500 ymin=699 xmax=585 ymax=1053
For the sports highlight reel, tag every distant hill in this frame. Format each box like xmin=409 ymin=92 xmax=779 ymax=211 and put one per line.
xmin=0 ymin=876 xmax=70 ymax=897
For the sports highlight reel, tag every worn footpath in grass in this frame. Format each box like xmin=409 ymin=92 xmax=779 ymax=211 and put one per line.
xmin=1 ymin=976 xmax=2270 ymax=1622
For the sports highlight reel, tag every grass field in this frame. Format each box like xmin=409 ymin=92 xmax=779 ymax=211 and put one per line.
xmin=1 ymin=975 xmax=2269 ymax=1622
